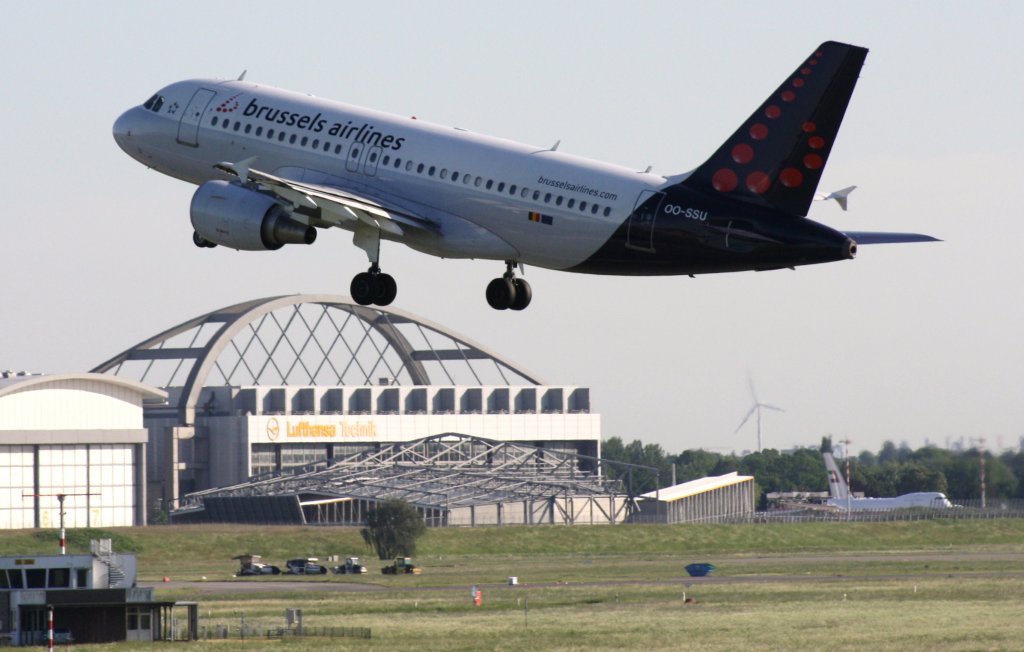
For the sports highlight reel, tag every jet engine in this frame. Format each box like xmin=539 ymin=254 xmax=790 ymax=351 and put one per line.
xmin=189 ymin=180 xmax=317 ymax=251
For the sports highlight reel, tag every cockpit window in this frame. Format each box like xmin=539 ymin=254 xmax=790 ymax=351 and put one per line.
xmin=143 ymin=94 xmax=165 ymax=112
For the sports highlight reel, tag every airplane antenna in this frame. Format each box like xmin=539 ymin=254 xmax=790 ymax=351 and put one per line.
xmin=733 ymin=375 xmax=784 ymax=452
xmin=237 ymin=70 xmax=248 ymax=81
xmin=550 ymin=140 xmax=560 ymax=152
xmin=643 ymin=166 xmax=653 ymax=173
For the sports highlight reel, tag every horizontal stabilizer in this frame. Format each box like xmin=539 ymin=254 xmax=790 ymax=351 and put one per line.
xmin=845 ymin=231 xmax=941 ymax=244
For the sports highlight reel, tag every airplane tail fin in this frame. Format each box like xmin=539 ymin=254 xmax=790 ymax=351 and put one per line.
xmin=823 ymin=452 xmax=849 ymax=500
xmin=680 ymin=42 xmax=868 ymax=217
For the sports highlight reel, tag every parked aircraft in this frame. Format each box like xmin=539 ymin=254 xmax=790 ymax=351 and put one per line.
xmin=823 ymin=452 xmax=952 ymax=510
xmin=113 ymin=41 xmax=936 ymax=310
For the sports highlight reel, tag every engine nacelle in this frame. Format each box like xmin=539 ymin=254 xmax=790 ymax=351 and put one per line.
xmin=190 ymin=180 xmax=317 ymax=251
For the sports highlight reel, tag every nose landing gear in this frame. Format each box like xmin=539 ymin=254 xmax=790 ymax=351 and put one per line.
xmin=486 ymin=261 xmax=532 ymax=311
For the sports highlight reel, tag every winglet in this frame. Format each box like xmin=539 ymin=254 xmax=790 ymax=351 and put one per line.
xmin=815 ymin=185 xmax=857 ymax=211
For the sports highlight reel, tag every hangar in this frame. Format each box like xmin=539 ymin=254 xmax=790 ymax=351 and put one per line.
xmin=92 ymin=295 xmax=607 ymax=520
xmin=0 ymin=372 xmax=165 ymax=529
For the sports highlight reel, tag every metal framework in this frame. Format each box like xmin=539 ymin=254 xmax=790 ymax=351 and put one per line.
xmin=175 ymin=433 xmax=658 ymax=525
xmin=92 ymin=295 xmax=543 ymax=424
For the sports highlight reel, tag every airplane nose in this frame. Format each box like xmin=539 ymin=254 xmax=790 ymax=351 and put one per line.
xmin=113 ymin=108 xmax=142 ymax=151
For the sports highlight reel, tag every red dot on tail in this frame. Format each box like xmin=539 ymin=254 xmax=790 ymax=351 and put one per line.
xmin=802 ymin=121 xmax=816 ymax=133
xmin=765 ymin=105 xmax=781 ymax=119
xmin=808 ymin=136 xmax=825 ymax=150
xmin=793 ymin=78 xmax=805 ymax=88
xmin=801 ymin=67 xmax=811 ymax=75
xmin=731 ymin=143 xmax=754 ymax=164
xmin=803 ymin=153 xmax=823 ymax=170
xmin=780 ymin=168 xmax=804 ymax=188
xmin=781 ymin=91 xmax=796 ymax=102
xmin=746 ymin=172 xmax=771 ymax=194
xmin=749 ymin=123 xmax=769 ymax=140
xmin=712 ymin=169 xmax=738 ymax=192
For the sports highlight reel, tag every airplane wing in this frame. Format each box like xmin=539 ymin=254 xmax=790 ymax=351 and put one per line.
xmin=213 ymin=159 xmax=437 ymax=237
xmin=844 ymin=231 xmax=941 ymax=244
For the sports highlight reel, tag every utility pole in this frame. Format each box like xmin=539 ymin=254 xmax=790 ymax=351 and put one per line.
xmin=970 ymin=438 xmax=987 ymax=509
xmin=839 ymin=437 xmax=853 ymax=512
xmin=23 ymin=492 xmax=99 ymax=554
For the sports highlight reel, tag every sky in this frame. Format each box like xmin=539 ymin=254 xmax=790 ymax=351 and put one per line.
xmin=2 ymin=1 xmax=1022 ymax=457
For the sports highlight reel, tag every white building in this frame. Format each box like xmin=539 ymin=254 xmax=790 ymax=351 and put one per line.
xmin=0 ymin=373 xmax=166 ymax=529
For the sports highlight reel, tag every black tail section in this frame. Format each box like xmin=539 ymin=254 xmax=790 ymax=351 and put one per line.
xmin=681 ymin=41 xmax=868 ymax=217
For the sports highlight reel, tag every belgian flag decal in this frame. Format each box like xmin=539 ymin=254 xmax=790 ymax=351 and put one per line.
xmin=528 ymin=212 xmax=554 ymax=225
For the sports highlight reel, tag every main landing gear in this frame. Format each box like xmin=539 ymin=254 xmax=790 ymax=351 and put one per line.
xmin=351 ymin=263 xmax=397 ymax=306
xmin=486 ymin=261 xmax=532 ymax=311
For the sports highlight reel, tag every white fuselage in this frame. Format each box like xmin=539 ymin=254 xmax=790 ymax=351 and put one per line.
xmin=114 ymin=78 xmax=669 ymax=270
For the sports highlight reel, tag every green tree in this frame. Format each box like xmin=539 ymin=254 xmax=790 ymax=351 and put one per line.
xmin=361 ymin=499 xmax=426 ymax=560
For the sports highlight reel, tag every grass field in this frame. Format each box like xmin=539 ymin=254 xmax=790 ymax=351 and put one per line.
xmin=4 ymin=520 xmax=1024 ymax=650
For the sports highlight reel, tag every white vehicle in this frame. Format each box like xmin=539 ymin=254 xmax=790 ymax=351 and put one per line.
xmin=823 ymin=452 xmax=952 ymax=510
xmin=113 ymin=41 xmax=934 ymax=310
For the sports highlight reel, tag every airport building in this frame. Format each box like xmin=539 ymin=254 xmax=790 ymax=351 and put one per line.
xmin=91 ymin=295 xmax=609 ymax=521
xmin=0 ymin=373 xmax=165 ymax=529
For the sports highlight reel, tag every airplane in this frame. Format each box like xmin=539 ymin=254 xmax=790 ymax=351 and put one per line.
xmin=113 ymin=41 xmax=937 ymax=311
xmin=823 ymin=452 xmax=953 ymax=510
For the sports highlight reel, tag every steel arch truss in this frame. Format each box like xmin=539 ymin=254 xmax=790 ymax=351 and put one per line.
xmin=91 ymin=295 xmax=543 ymax=423
xmin=178 ymin=434 xmax=657 ymax=524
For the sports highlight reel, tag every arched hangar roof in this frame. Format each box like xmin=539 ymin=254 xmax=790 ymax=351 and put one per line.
xmin=92 ymin=295 xmax=544 ymax=424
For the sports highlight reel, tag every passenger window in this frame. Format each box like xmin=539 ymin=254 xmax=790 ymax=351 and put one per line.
xmin=568 ymin=199 xmax=575 ymax=208
xmin=278 ymin=132 xmax=286 ymax=142
xmin=268 ymin=129 xmax=275 ymax=139
xmin=440 ymin=169 xmax=447 ymax=179
xmin=335 ymin=144 xmax=343 ymax=154
xmin=533 ymin=191 xmax=540 ymax=201
xmin=475 ymin=177 xmax=482 ymax=187
xmin=428 ymin=165 xmax=435 ymax=176
xmin=580 ymin=201 xmax=587 ymax=211
xmin=323 ymin=141 xmax=331 ymax=152
xmin=352 ymin=148 xmax=361 ymax=158
xmin=256 ymin=126 xmax=263 ymax=136
xmin=603 ymin=207 xmax=611 ymax=217
xmin=545 ymin=193 xmax=552 ymax=203
xmin=244 ymin=124 xmax=252 ymax=134
xmin=406 ymin=161 xmax=414 ymax=171
xmin=417 ymin=163 xmax=425 ymax=174
xmin=312 ymin=139 xmax=318 ymax=148
xmin=486 ymin=179 xmax=493 ymax=190
xmin=233 ymin=122 xmax=241 ymax=132
xmin=383 ymin=155 xmax=391 ymax=166
xmin=521 ymin=188 xmax=529 ymax=198
xmin=555 ymin=196 xmax=563 ymax=206
xmin=509 ymin=185 xmax=517 ymax=195
xmin=223 ymin=120 xmax=230 ymax=129
xmin=289 ymin=134 xmax=297 ymax=144
xmin=451 ymin=171 xmax=459 ymax=182
xmin=497 ymin=182 xmax=505 ymax=192
xmin=211 ymin=116 xmax=219 ymax=126
xmin=301 ymin=136 xmax=309 ymax=146
xmin=370 ymin=152 xmax=378 ymax=162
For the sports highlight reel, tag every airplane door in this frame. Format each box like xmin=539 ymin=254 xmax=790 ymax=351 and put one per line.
xmin=626 ymin=190 xmax=664 ymax=252
xmin=177 ymin=88 xmax=216 ymax=147
xmin=363 ymin=146 xmax=382 ymax=177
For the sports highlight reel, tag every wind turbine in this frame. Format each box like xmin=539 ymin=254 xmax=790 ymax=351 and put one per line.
xmin=734 ymin=377 xmax=784 ymax=451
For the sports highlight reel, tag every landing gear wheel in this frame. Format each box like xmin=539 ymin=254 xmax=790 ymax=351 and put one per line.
xmin=486 ymin=277 xmax=517 ymax=310
xmin=375 ymin=273 xmax=397 ymax=306
xmin=509 ymin=278 xmax=532 ymax=311
xmin=351 ymin=272 xmax=376 ymax=306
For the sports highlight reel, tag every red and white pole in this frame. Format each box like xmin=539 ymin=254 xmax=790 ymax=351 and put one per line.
xmin=47 ymin=605 xmax=54 ymax=652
